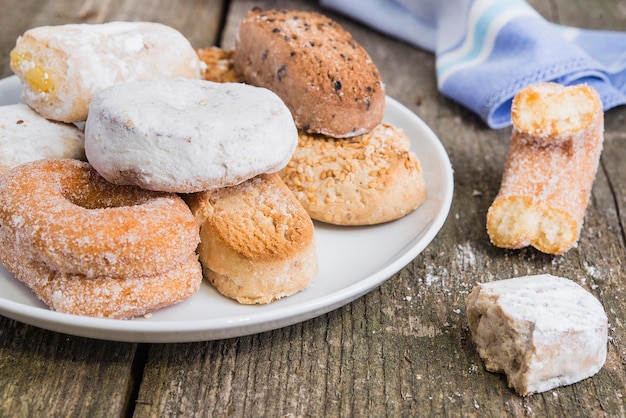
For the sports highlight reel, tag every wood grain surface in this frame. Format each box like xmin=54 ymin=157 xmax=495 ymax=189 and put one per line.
xmin=1 ymin=0 xmax=625 ymax=416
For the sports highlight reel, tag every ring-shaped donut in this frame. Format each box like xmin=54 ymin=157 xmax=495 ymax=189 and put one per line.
xmin=0 ymin=159 xmax=199 ymax=278
xmin=0 ymin=248 xmax=202 ymax=319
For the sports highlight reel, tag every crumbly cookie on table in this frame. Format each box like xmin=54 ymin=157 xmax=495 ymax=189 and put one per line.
xmin=466 ymin=274 xmax=608 ymax=396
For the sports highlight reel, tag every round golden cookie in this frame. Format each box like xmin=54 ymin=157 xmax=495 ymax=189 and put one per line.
xmin=185 ymin=173 xmax=318 ymax=305
xmin=279 ymin=123 xmax=426 ymax=225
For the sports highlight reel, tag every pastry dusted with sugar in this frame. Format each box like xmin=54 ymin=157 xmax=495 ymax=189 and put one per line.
xmin=466 ymin=274 xmax=608 ymax=396
xmin=10 ymin=21 xmax=203 ymax=123
xmin=234 ymin=8 xmax=385 ymax=138
xmin=185 ymin=173 xmax=318 ymax=304
xmin=487 ymin=82 xmax=604 ymax=255
xmin=0 ymin=104 xmax=85 ymax=176
xmin=85 ymin=78 xmax=297 ymax=193
xmin=0 ymin=159 xmax=202 ymax=319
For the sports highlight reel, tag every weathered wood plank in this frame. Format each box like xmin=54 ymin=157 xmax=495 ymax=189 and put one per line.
xmin=133 ymin=0 xmax=626 ymax=416
xmin=0 ymin=316 xmax=140 ymax=417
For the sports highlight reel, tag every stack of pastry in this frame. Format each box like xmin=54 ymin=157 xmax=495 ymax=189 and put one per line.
xmin=466 ymin=274 xmax=608 ymax=396
xmin=1 ymin=19 xmax=318 ymax=317
xmin=225 ymin=8 xmax=427 ymax=226
xmin=81 ymin=76 xmax=318 ymax=305
xmin=0 ymin=159 xmax=203 ymax=319
xmin=2 ymin=8 xmax=429 ymax=317
xmin=193 ymin=9 xmax=429 ymax=300
xmin=1 ymin=21 xmax=207 ymax=318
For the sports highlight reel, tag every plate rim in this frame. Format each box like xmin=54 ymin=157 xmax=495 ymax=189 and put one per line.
xmin=0 ymin=75 xmax=454 ymax=342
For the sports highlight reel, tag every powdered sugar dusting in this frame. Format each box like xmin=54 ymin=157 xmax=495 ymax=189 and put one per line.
xmin=12 ymin=21 xmax=203 ymax=123
xmin=456 ymin=242 xmax=476 ymax=270
xmin=0 ymin=104 xmax=85 ymax=175
xmin=85 ymin=79 xmax=298 ymax=193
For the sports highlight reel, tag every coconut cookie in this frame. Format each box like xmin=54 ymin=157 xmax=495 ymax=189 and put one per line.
xmin=279 ymin=123 xmax=426 ymax=225
xmin=466 ymin=274 xmax=608 ymax=396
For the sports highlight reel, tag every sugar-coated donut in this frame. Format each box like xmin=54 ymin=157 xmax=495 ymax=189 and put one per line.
xmin=0 ymin=104 xmax=85 ymax=176
xmin=85 ymin=78 xmax=298 ymax=193
xmin=0 ymin=159 xmax=199 ymax=278
xmin=10 ymin=21 xmax=203 ymax=123
xmin=0 ymin=248 xmax=202 ymax=319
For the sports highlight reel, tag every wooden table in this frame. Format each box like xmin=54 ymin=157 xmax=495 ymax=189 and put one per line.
xmin=1 ymin=0 xmax=625 ymax=416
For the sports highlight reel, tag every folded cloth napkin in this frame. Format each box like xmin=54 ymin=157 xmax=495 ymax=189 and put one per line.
xmin=320 ymin=0 xmax=626 ymax=129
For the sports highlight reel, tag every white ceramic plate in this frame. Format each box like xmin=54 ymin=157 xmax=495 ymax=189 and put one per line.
xmin=0 ymin=75 xmax=453 ymax=343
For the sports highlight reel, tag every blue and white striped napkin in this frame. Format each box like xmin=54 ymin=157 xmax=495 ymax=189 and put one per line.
xmin=320 ymin=0 xmax=626 ymax=129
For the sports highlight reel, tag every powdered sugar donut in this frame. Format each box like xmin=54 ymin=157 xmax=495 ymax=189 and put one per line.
xmin=10 ymin=21 xmax=203 ymax=123
xmin=85 ymin=78 xmax=298 ymax=193
xmin=0 ymin=103 xmax=85 ymax=175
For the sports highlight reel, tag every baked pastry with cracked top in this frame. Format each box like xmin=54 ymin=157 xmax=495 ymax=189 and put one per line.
xmin=279 ymin=123 xmax=426 ymax=225
xmin=185 ymin=173 xmax=318 ymax=304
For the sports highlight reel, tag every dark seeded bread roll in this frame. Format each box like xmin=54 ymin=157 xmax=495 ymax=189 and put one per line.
xmin=234 ymin=8 xmax=385 ymax=138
